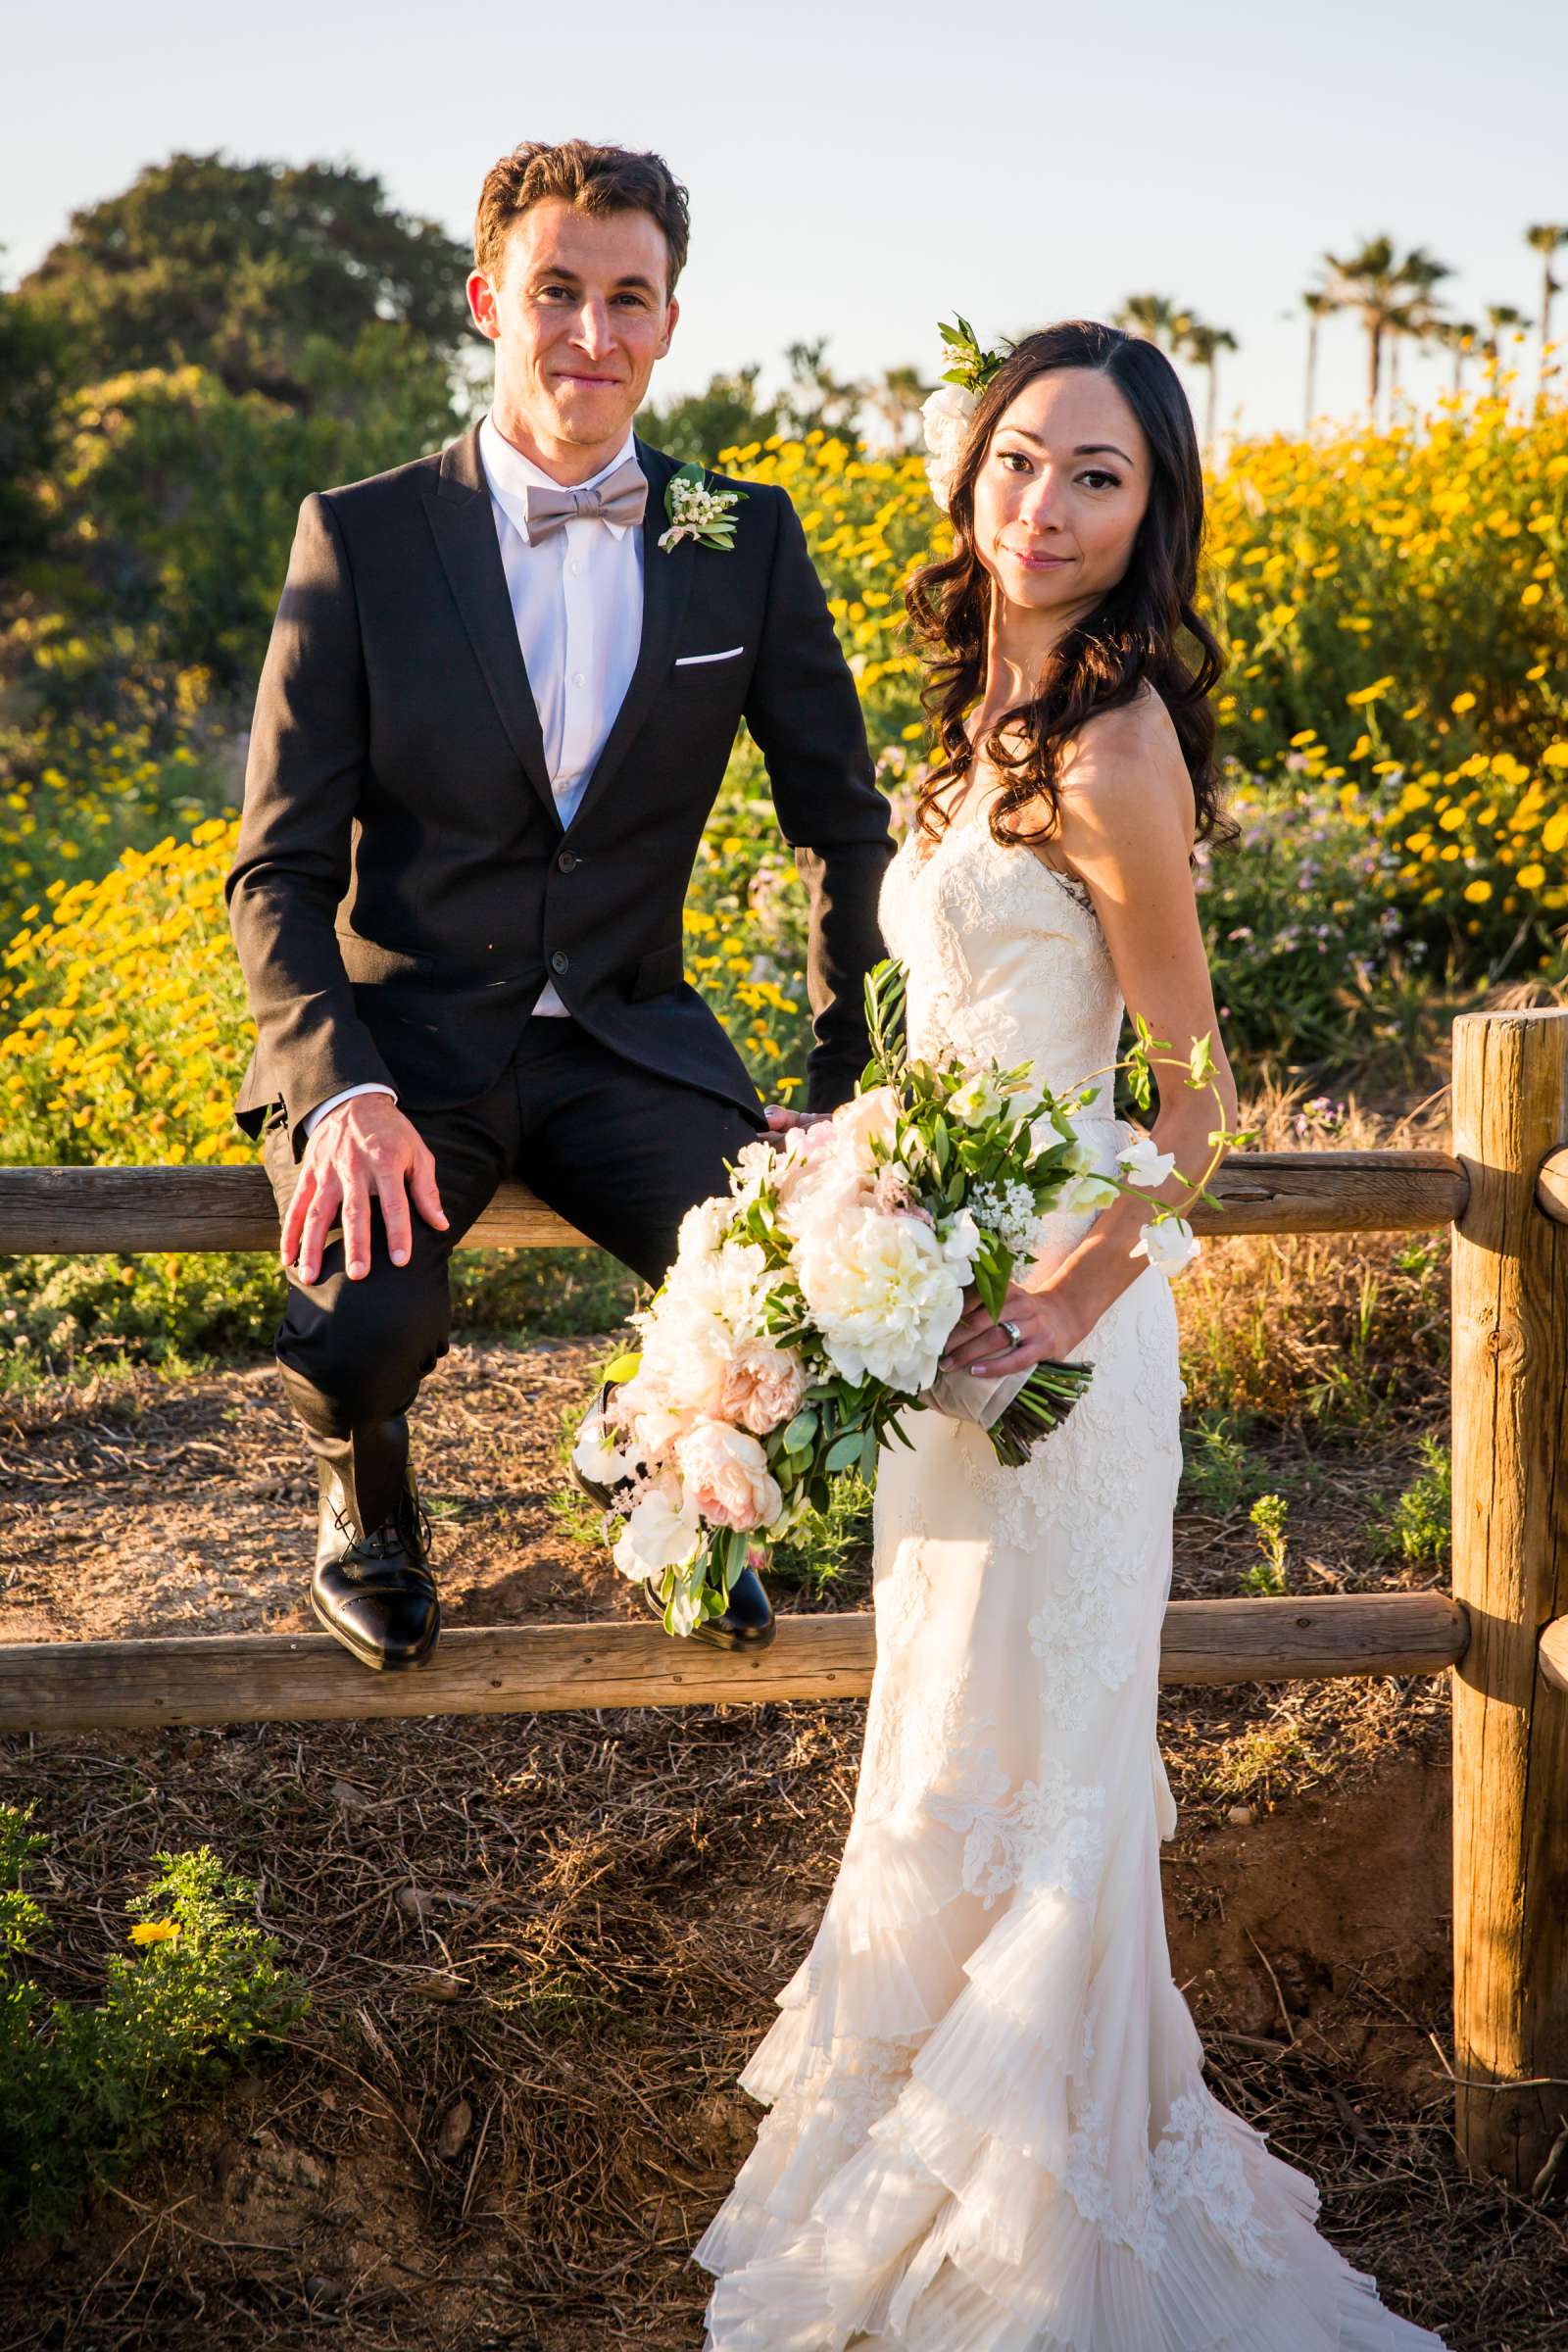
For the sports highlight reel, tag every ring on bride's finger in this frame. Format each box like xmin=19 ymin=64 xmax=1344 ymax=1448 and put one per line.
xmin=1000 ymin=1317 xmax=1023 ymax=1348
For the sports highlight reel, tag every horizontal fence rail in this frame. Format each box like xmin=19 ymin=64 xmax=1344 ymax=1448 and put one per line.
xmin=0 ymin=1148 xmax=1470 ymax=1255
xmin=0 ymin=1592 xmax=1470 ymax=1733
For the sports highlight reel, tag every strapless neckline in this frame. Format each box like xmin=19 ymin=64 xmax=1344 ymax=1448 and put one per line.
xmin=898 ymin=812 xmax=1098 ymax=918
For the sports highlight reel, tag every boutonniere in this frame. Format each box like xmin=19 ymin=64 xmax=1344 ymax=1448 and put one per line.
xmin=658 ymin=462 xmax=747 ymax=554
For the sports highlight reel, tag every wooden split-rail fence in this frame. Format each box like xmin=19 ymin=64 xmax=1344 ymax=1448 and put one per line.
xmin=1 ymin=1006 xmax=1565 ymax=2195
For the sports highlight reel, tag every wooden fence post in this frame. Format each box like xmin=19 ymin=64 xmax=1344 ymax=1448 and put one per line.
xmin=1450 ymin=1005 xmax=1568 ymax=2186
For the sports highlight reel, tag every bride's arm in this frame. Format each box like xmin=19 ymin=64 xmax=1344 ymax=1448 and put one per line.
xmin=943 ymin=692 xmax=1239 ymax=1376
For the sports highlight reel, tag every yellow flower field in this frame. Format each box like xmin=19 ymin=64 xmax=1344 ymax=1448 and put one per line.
xmin=2 ymin=385 xmax=1565 ymax=1184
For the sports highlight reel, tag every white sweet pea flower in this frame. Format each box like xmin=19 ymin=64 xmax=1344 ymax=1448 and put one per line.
xmin=612 ymin=1479 xmax=704 ymax=1582
xmin=1061 ymin=1174 xmax=1121 ymax=1213
xmin=570 ymin=1404 xmax=642 ymax=1491
xmin=1131 ymin=1215 xmax=1202 ymax=1277
xmin=940 ymin=1205 xmax=982 ymax=1273
xmin=948 ymin=1071 xmax=1006 ymax=1127
xmin=1118 ymin=1133 xmax=1177 ymax=1190
xmin=1030 ymin=1120 xmax=1092 ymax=1170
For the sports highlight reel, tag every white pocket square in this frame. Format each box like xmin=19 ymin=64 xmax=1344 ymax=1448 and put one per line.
xmin=674 ymin=645 xmax=746 ymax=666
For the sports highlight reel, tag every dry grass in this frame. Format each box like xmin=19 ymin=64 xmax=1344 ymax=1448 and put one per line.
xmin=1 ymin=1684 xmax=1563 ymax=2352
xmin=1176 ymin=1074 xmax=1452 ymax=1431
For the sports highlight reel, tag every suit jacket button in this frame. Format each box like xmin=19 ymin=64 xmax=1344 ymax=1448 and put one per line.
xmin=550 ymin=951 xmax=569 ymax=975
xmin=557 ymin=850 xmax=578 ymax=873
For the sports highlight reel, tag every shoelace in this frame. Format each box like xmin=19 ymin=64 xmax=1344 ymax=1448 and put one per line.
xmin=328 ymin=1496 xmax=434 ymax=1567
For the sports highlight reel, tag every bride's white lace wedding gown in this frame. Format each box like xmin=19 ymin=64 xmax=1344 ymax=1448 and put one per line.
xmin=694 ymin=800 xmax=1446 ymax=2351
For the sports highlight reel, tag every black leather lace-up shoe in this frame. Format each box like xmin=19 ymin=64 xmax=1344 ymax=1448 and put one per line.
xmin=311 ymin=1416 xmax=440 ymax=1672
xmin=571 ymin=1380 xmax=776 ymax=1652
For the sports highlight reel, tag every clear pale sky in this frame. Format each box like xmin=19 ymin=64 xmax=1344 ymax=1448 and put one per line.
xmin=6 ymin=0 xmax=1565 ymax=441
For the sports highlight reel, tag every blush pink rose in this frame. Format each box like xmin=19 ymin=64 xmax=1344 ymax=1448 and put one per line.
xmin=675 ymin=1419 xmax=783 ymax=1533
xmin=720 ymin=1341 xmax=808 ymax=1437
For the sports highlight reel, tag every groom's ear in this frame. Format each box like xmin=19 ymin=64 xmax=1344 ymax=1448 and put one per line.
xmin=466 ymin=268 xmax=500 ymax=343
xmin=657 ymin=293 xmax=680 ymax=363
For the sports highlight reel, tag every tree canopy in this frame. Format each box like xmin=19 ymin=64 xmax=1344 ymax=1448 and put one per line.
xmin=19 ymin=153 xmax=475 ymax=406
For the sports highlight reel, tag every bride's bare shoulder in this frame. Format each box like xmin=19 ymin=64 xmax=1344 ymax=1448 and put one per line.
xmin=1056 ymin=685 xmax=1195 ymax=846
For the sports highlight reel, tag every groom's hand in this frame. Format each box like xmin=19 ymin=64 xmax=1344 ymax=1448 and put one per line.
xmin=281 ymin=1096 xmax=448 ymax=1287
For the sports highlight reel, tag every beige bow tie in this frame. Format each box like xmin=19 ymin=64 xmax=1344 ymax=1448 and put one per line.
xmin=523 ymin=458 xmax=648 ymax=541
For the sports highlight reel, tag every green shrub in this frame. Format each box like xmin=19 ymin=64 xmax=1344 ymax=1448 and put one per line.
xmin=0 ymin=1805 xmax=309 ymax=2239
xmin=1178 ymin=1410 xmax=1260 ymax=1513
xmin=1244 ymin=1492 xmax=1290 ymax=1594
xmin=1373 ymin=1437 xmax=1451 ymax=1567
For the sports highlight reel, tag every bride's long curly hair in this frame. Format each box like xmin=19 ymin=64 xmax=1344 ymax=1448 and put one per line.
xmin=905 ymin=319 xmax=1234 ymax=861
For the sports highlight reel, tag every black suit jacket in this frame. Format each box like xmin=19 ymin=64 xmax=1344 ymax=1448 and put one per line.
xmin=226 ymin=425 xmax=893 ymax=1157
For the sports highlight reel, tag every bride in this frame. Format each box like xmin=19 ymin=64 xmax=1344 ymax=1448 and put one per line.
xmin=694 ymin=320 xmax=1446 ymax=2350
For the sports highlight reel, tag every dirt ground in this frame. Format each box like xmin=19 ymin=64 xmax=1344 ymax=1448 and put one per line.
xmin=3 ymin=1338 xmax=1566 ymax=2351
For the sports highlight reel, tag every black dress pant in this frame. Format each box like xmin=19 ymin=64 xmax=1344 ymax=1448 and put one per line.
xmin=260 ymin=1017 xmax=765 ymax=1442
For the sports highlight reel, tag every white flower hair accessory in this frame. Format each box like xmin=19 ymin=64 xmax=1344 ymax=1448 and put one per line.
xmin=921 ymin=315 xmax=1012 ymax=512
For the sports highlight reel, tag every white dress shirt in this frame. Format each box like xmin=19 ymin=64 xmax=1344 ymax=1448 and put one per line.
xmin=303 ymin=415 xmax=646 ymax=1136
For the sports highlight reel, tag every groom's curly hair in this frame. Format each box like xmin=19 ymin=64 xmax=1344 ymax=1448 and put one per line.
xmin=906 ymin=320 xmax=1235 ymax=865
xmin=474 ymin=140 xmax=690 ymax=295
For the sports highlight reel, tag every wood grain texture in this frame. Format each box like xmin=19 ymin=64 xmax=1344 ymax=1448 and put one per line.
xmin=0 ymin=1592 xmax=1467 ymax=1733
xmin=1450 ymin=1007 xmax=1568 ymax=2187
xmin=0 ymin=1149 xmax=1468 ymax=1257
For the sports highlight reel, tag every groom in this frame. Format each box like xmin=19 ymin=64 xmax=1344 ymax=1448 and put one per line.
xmin=226 ymin=139 xmax=893 ymax=1673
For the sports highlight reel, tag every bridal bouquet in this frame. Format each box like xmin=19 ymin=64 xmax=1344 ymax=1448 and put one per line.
xmin=574 ymin=961 xmax=1228 ymax=1638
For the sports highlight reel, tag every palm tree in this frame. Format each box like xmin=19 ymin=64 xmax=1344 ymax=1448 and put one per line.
xmin=1434 ymin=318 xmax=1479 ymax=399
xmin=1111 ymin=293 xmax=1193 ymax=354
xmin=1525 ymin=223 xmax=1568 ymax=399
xmin=1484 ymin=303 xmax=1527 ymax=366
xmin=1386 ymin=248 xmax=1452 ymax=411
xmin=1178 ymin=319 xmax=1240 ymax=448
xmin=1316 ymin=237 xmax=1454 ymax=422
xmin=1300 ymin=289 xmax=1335 ymax=429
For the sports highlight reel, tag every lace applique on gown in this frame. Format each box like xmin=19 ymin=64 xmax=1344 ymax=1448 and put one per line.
xmin=695 ymin=813 xmax=1447 ymax=2351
